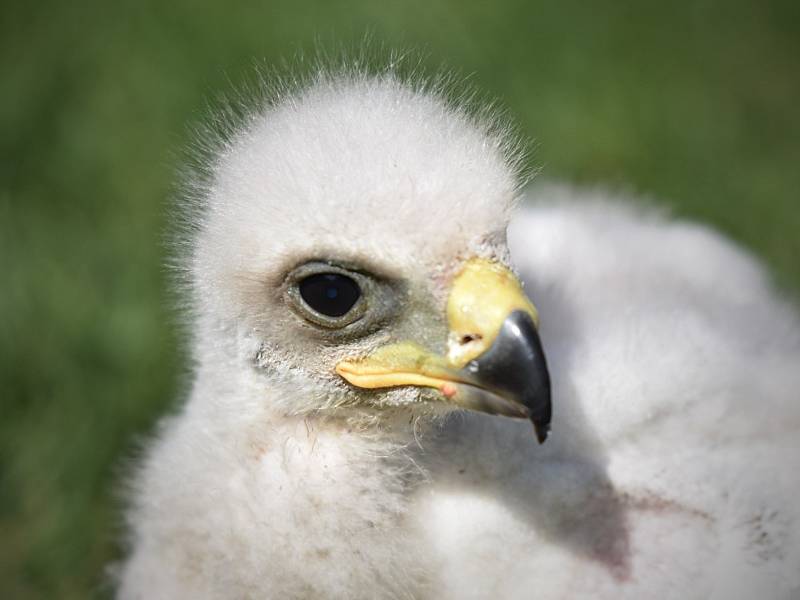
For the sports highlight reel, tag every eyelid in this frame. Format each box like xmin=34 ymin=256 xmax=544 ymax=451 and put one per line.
xmin=285 ymin=261 xmax=361 ymax=285
xmin=281 ymin=255 xmax=402 ymax=286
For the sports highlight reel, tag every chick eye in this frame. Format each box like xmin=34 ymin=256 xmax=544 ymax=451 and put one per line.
xmin=298 ymin=273 xmax=361 ymax=317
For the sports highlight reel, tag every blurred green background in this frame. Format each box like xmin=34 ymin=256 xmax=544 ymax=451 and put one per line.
xmin=1 ymin=0 xmax=798 ymax=597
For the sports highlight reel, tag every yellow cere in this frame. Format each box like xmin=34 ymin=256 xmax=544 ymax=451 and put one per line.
xmin=445 ymin=258 xmax=538 ymax=368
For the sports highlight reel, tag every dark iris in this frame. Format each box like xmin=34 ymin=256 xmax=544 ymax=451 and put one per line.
xmin=298 ymin=273 xmax=361 ymax=318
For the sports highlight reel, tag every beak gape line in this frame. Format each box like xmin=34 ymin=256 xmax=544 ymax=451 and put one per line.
xmin=335 ymin=258 xmax=552 ymax=443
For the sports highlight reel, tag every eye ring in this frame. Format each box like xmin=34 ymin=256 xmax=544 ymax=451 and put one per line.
xmin=285 ymin=262 xmax=369 ymax=329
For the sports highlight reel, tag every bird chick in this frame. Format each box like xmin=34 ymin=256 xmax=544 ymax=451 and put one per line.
xmin=117 ymin=68 xmax=800 ymax=600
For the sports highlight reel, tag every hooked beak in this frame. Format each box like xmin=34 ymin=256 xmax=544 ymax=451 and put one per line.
xmin=335 ymin=258 xmax=552 ymax=443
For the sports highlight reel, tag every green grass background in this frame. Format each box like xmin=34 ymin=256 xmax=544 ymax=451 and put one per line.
xmin=1 ymin=0 xmax=798 ymax=597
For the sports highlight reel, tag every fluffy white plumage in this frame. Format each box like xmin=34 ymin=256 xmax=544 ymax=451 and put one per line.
xmin=118 ymin=70 xmax=800 ymax=599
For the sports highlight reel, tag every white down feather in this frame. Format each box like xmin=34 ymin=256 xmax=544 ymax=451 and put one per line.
xmin=117 ymin=70 xmax=800 ymax=600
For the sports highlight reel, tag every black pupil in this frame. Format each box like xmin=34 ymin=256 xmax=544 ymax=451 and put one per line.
xmin=299 ymin=273 xmax=361 ymax=318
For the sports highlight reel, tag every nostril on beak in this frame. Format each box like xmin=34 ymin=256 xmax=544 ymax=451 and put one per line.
xmin=459 ymin=333 xmax=483 ymax=345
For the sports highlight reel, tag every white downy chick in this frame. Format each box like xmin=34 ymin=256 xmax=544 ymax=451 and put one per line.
xmin=118 ymin=69 xmax=800 ymax=600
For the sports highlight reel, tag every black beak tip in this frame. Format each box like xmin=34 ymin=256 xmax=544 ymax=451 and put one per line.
xmin=508 ymin=310 xmax=552 ymax=444
xmin=470 ymin=309 xmax=553 ymax=444
xmin=533 ymin=421 xmax=550 ymax=444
